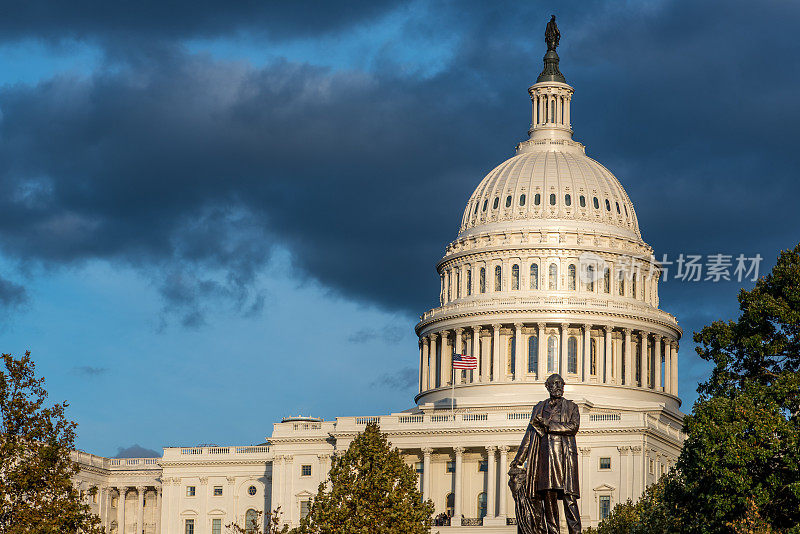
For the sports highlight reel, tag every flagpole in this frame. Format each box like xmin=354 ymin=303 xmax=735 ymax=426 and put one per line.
xmin=451 ymin=365 xmax=455 ymax=421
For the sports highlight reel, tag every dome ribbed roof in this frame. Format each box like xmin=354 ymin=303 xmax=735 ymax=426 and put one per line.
xmin=459 ymin=144 xmax=641 ymax=241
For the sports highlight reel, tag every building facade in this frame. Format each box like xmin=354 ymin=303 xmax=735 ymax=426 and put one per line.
xmin=74 ymin=34 xmax=685 ymax=533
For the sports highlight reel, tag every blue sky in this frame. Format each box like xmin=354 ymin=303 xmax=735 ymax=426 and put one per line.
xmin=0 ymin=0 xmax=798 ymax=457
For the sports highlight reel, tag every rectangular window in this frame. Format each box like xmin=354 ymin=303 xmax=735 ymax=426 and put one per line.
xmin=212 ymin=519 xmax=221 ymax=534
xmin=186 ymin=486 xmax=196 ymax=497
xmin=599 ymin=496 xmax=611 ymax=520
xmin=415 ymin=462 xmax=423 ymax=474
xmin=301 ymin=464 xmax=312 ymax=477
xmin=185 ymin=519 xmax=195 ymax=534
xmin=446 ymin=461 xmax=455 ymax=473
xmin=213 ymin=486 xmax=223 ymax=496
xmin=300 ymin=500 xmax=311 ymax=519
xmin=478 ymin=460 xmax=488 ymax=472
xmin=599 ymin=457 xmax=611 ymax=470
xmin=649 ymin=458 xmax=655 ymax=474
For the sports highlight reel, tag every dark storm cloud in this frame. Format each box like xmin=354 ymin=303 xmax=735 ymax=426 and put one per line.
xmin=114 ymin=444 xmax=160 ymax=458
xmin=347 ymin=326 xmax=405 ymax=345
xmin=0 ymin=1 xmax=398 ymax=43
xmin=72 ymin=365 xmax=108 ymax=376
xmin=372 ymin=367 xmax=418 ymax=391
xmin=0 ymin=275 xmax=26 ymax=310
xmin=0 ymin=0 xmax=798 ymax=364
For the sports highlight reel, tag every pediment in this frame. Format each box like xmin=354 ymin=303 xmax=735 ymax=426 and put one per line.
xmin=593 ymin=483 xmax=615 ymax=492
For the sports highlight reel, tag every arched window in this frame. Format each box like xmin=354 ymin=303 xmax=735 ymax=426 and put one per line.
xmin=508 ymin=337 xmax=515 ymax=374
xmin=549 ymin=263 xmax=558 ymax=290
xmin=530 ymin=263 xmax=539 ymax=290
xmin=618 ymin=274 xmax=625 ymax=296
xmin=550 ymin=100 xmax=555 ymax=122
xmin=632 ymin=274 xmax=638 ymax=299
xmin=568 ymin=264 xmax=576 ymax=290
xmin=565 ymin=194 xmax=571 ymax=206
xmin=567 ymin=336 xmax=578 ymax=374
xmin=547 ymin=335 xmax=558 ymax=373
xmin=549 ymin=193 xmax=556 ymax=206
xmin=603 ymin=268 xmax=611 ymax=293
xmin=511 ymin=264 xmax=519 ymax=290
xmin=493 ymin=197 xmax=499 ymax=209
xmin=482 ymin=199 xmax=488 ymax=212
xmin=580 ymin=195 xmax=586 ymax=207
xmin=466 ymin=268 xmax=472 ymax=296
xmin=535 ymin=193 xmax=541 ymax=205
xmin=528 ymin=335 xmax=538 ymax=373
xmin=590 ymin=339 xmax=597 ymax=375
xmin=245 ymin=510 xmax=259 ymax=534
xmin=446 ymin=493 xmax=455 ymax=517
xmin=505 ymin=195 xmax=512 ymax=208
xmin=474 ymin=202 xmax=479 ymax=215
xmin=456 ymin=270 xmax=461 ymax=299
xmin=587 ymin=264 xmax=595 ymax=292
xmin=477 ymin=492 xmax=487 ymax=518
xmin=480 ymin=268 xmax=486 ymax=293
xmin=605 ymin=199 xmax=611 ymax=211
xmin=593 ymin=197 xmax=600 ymax=209
xmin=616 ymin=201 xmax=621 ymax=214
xmin=520 ymin=194 xmax=526 ymax=206
xmin=494 ymin=265 xmax=502 ymax=292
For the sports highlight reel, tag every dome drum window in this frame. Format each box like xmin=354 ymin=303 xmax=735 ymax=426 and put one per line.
xmin=593 ymin=197 xmax=599 ymax=209
xmin=482 ymin=200 xmax=488 ymax=212
xmin=534 ymin=193 xmax=541 ymax=205
xmin=605 ymin=199 xmax=611 ymax=211
xmin=579 ymin=195 xmax=586 ymax=207
xmin=549 ymin=193 xmax=556 ymax=206
xmin=494 ymin=265 xmax=502 ymax=292
xmin=505 ymin=195 xmax=512 ymax=208
xmin=565 ymin=194 xmax=572 ymax=206
xmin=519 ymin=194 xmax=526 ymax=206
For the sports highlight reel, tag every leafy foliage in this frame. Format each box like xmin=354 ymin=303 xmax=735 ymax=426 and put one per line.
xmin=295 ymin=422 xmax=433 ymax=534
xmin=227 ymin=507 xmax=290 ymax=534
xmin=0 ymin=352 xmax=103 ymax=533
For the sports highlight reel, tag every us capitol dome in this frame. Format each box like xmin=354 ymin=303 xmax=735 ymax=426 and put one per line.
xmin=72 ymin=19 xmax=685 ymax=533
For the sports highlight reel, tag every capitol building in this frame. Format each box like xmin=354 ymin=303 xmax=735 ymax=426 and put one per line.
xmin=74 ymin=29 xmax=685 ymax=534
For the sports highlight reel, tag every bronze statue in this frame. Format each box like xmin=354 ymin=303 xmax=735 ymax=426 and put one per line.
xmin=545 ymin=15 xmax=560 ymax=51
xmin=510 ymin=374 xmax=581 ymax=534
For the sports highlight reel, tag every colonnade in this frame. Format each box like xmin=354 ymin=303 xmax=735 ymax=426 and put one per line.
xmin=530 ymin=88 xmax=572 ymax=129
xmin=419 ymin=322 xmax=678 ymax=395
xmin=94 ymin=485 xmax=161 ymax=534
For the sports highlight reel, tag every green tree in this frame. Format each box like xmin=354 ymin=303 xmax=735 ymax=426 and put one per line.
xmin=0 ymin=351 xmax=104 ymax=533
xmin=584 ymin=474 xmax=681 ymax=534
xmin=295 ymin=422 xmax=434 ymax=534
xmin=684 ymin=244 xmax=800 ymax=532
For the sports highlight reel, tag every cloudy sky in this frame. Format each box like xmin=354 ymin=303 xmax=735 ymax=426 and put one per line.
xmin=1 ymin=0 xmax=798 ymax=458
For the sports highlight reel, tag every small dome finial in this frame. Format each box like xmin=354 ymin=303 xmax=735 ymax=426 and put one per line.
xmin=537 ymin=15 xmax=565 ymax=83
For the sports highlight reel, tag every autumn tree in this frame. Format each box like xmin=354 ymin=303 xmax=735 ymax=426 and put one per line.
xmin=295 ymin=422 xmax=433 ymax=534
xmin=0 ymin=351 xmax=103 ymax=533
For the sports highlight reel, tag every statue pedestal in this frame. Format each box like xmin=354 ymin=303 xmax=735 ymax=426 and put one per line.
xmin=482 ymin=516 xmax=507 ymax=527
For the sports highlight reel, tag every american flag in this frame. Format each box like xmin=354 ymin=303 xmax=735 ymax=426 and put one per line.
xmin=452 ymin=352 xmax=478 ymax=370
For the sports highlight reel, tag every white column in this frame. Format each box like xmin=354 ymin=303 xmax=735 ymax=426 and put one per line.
xmin=514 ymin=323 xmax=524 ymax=380
xmin=442 ymin=331 xmax=452 ymax=386
xmin=654 ymin=335 xmax=663 ymax=391
xmin=623 ymin=329 xmax=632 ymax=386
xmin=117 ymin=487 xmax=126 ymax=534
xmin=422 ymin=448 xmax=432 ymax=503
xmin=640 ymin=331 xmax=648 ymax=388
xmin=579 ymin=448 xmax=592 ymax=520
xmin=472 ymin=326 xmax=482 ymax=383
xmin=664 ymin=341 xmax=672 ymax=394
xmin=272 ymin=456 xmax=284 ymax=522
xmin=582 ymin=324 xmax=591 ymax=382
xmin=604 ymin=326 xmax=612 ymax=384
xmin=136 ymin=486 xmax=144 ymax=534
xmin=618 ymin=447 xmax=630 ymax=502
xmin=491 ymin=324 xmax=501 ymax=381
xmin=486 ymin=446 xmax=497 ymax=518
xmin=498 ymin=446 xmax=509 ymax=519
xmin=284 ymin=457 xmax=294 ymax=522
xmin=454 ymin=447 xmax=464 ymax=526
xmin=560 ymin=323 xmax=568 ymax=377
xmin=419 ymin=340 xmax=424 ymax=392
xmin=455 ymin=328 xmax=464 ymax=385
xmin=671 ymin=342 xmax=679 ymax=396
xmin=156 ymin=487 xmax=162 ymax=534
xmin=632 ymin=446 xmax=643 ymax=499
xmin=421 ymin=337 xmax=430 ymax=391
xmin=98 ymin=486 xmax=106 ymax=527
xmin=537 ymin=323 xmax=546 ymax=380
xmin=429 ymin=333 xmax=439 ymax=388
